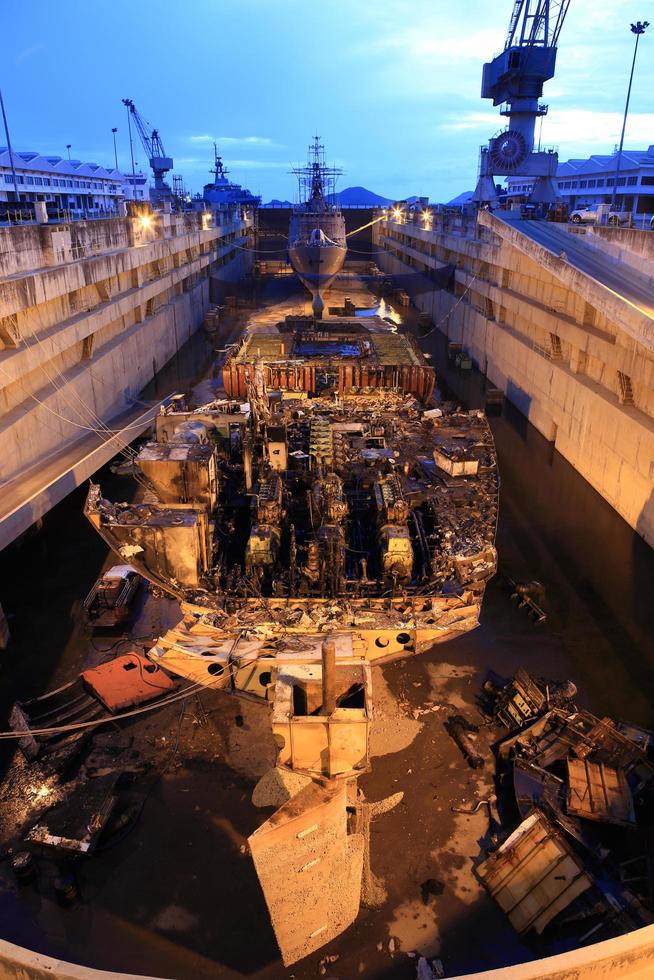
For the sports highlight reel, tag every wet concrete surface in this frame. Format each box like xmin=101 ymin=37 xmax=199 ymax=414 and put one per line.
xmin=1 ymin=270 xmax=654 ymax=979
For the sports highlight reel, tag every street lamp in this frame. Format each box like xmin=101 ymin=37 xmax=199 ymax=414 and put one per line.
xmin=0 ymin=87 xmax=20 ymax=202
xmin=610 ymin=20 xmax=649 ymax=215
xmin=111 ymin=127 xmax=118 ymax=171
xmin=66 ymin=143 xmax=72 ymax=160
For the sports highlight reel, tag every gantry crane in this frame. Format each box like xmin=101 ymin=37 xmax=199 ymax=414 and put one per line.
xmin=473 ymin=0 xmax=572 ymax=204
xmin=122 ymin=98 xmax=173 ymax=204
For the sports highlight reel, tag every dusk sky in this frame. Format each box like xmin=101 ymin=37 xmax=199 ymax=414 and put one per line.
xmin=4 ymin=0 xmax=653 ymax=202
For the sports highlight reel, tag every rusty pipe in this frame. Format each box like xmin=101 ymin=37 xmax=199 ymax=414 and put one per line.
xmin=321 ymin=638 xmax=336 ymax=716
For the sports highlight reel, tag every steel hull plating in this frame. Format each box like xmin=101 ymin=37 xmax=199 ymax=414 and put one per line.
xmin=288 ymin=210 xmax=346 ymax=316
xmin=288 ymin=241 xmax=347 ymax=315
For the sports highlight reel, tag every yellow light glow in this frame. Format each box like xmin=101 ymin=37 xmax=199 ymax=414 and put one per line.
xmin=393 ymin=208 xmax=403 ymax=220
xmin=139 ymin=214 xmax=152 ymax=230
xmin=30 ymin=784 xmax=52 ymax=799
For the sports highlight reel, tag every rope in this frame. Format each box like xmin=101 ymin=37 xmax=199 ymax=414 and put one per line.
xmin=19 ymin=328 xmax=139 ymax=460
xmin=345 ymin=213 xmax=388 ymax=238
xmin=0 ymin=631 xmax=282 ymax=741
xmin=417 ymin=272 xmax=480 ymax=339
xmin=0 ymin=361 xmax=153 ymax=437
xmin=2 ymin=672 xmax=224 ymax=740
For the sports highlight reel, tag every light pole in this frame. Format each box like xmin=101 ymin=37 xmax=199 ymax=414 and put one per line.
xmin=66 ymin=143 xmax=72 ymax=160
xmin=610 ymin=20 xmax=649 ymax=215
xmin=0 ymin=87 xmax=19 ymax=202
xmin=111 ymin=127 xmax=118 ymax=171
xmin=122 ymin=100 xmax=137 ymax=186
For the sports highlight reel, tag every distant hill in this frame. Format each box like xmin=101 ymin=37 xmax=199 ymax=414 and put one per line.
xmin=261 ymin=186 xmax=394 ymax=208
xmin=329 ymin=186 xmax=393 ymax=207
xmin=261 ymin=198 xmax=293 ymax=208
xmin=447 ymin=191 xmax=474 ymax=206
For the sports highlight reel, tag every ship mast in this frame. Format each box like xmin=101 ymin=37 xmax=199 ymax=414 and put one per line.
xmin=292 ymin=137 xmax=343 ymax=211
xmin=309 ymin=136 xmax=325 ymax=201
xmin=212 ymin=142 xmax=229 ymax=184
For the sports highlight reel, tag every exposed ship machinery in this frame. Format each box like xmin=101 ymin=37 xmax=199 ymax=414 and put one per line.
xmin=288 ymin=137 xmax=347 ymax=318
xmin=85 ymin=316 xmax=499 ymax=663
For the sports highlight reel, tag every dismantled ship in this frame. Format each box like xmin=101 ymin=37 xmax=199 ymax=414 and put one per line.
xmin=86 ymin=317 xmax=498 ymax=659
xmin=84 ymin=314 xmax=499 ymax=963
xmin=288 ymin=138 xmax=347 ymax=318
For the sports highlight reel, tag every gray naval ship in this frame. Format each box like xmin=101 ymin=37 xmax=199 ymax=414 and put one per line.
xmin=201 ymin=143 xmax=261 ymax=208
xmin=288 ymin=137 xmax=346 ymax=317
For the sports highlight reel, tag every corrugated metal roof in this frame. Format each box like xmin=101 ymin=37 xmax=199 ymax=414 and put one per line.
xmin=0 ymin=147 xmax=124 ymax=182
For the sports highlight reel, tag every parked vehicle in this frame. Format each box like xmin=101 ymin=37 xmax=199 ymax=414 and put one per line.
xmin=83 ymin=565 xmax=142 ymax=628
xmin=569 ymin=205 xmax=630 ymax=226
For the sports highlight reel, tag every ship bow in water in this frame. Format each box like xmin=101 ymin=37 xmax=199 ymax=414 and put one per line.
xmin=288 ymin=137 xmax=346 ymax=317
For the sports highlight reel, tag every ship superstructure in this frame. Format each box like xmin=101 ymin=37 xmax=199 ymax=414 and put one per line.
xmin=288 ymin=138 xmax=347 ymax=318
xmin=201 ymin=143 xmax=261 ymax=209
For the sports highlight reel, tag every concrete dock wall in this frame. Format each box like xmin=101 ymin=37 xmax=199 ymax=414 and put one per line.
xmin=0 ymin=209 xmax=254 ymax=550
xmin=374 ymin=214 xmax=654 ymax=547
xmin=1 ymin=921 xmax=654 ymax=979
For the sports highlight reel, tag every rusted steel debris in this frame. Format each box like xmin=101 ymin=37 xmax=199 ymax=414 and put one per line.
xmin=474 ymin=667 xmax=654 ymax=942
xmin=74 ymin=314 xmax=501 ymax=962
xmin=84 ymin=316 xmax=499 ymax=660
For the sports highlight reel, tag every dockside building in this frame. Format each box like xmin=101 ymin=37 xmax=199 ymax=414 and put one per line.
xmin=507 ymin=146 xmax=654 ymax=214
xmin=0 ymin=148 xmax=125 ymax=215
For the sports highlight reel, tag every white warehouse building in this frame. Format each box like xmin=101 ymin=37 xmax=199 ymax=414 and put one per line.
xmin=506 ymin=146 xmax=654 ymax=215
xmin=0 ymin=148 xmax=127 ymax=215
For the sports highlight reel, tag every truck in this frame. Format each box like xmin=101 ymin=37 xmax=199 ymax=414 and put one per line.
xmin=569 ymin=205 xmax=631 ymax=226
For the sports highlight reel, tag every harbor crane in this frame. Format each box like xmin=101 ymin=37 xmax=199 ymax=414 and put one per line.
xmin=473 ymin=0 xmax=571 ymax=205
xmin=121 ymin=98 xmax=173 ymax=205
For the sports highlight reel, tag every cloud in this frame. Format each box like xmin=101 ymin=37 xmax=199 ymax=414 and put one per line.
xmin=224 ymin=159 xmax=289 ymax=170
xmin=441 ymin=109 xmax=654 ymax=148
xmin=188 ymin=134 xmax=281 ymax=148
xmin=15 ymin=42 xmax=45 ymax=64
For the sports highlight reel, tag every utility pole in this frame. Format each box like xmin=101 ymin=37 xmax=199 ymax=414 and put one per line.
xmin=111 ymin=127 xmax=118 ymax=171
xmin=0 ymin=87 xmax=19 ymax=202
xmin=610 ymin=20 xmax=649 ymax=214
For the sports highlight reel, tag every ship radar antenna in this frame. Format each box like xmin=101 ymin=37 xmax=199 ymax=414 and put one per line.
xmin=212 ymin=142 xmax=228 ymax=181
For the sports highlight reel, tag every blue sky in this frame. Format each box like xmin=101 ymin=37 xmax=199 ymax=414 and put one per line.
xmin=3 ymin=0 xmax=653 ymax=202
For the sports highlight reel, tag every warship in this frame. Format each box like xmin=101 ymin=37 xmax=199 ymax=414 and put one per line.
xmin=84 ymin=313 xmax=498 ymax=963
xmin=199 ymin=143 xmax=261 ymax=208
xmin=288 ymin=137 xmax=347 ymax=317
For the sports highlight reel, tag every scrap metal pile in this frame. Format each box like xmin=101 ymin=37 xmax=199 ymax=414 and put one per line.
xmin=85 ymin=317 xmax=498 ymax=655
xmin=475 ymin=667 xmax=654 ymax=943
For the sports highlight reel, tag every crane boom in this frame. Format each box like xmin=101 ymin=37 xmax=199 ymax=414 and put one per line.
xmin=122 ymin=98 xmax=173 ymax=204
xmin=506 ymin=0 xmax=571 ymax=50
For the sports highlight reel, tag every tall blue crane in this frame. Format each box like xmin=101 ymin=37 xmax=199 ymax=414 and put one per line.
xmin=473 ymin=0 xmax=571 ymax=204
xmin=122 ymin=98 xmax=173 ymax=204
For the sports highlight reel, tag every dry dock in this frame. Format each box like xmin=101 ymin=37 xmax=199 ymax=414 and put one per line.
xmin=1 ymin=270 xmax=654 ymax=979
